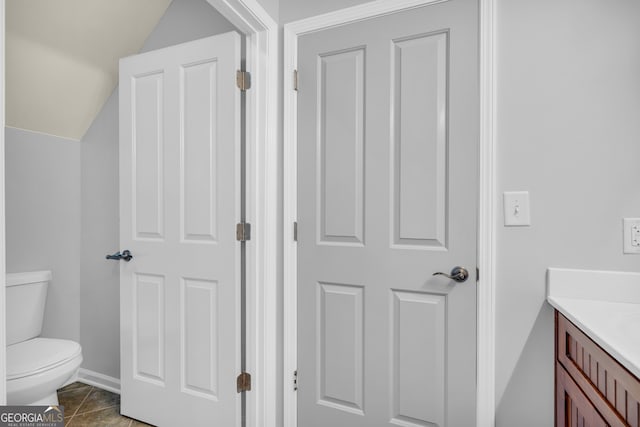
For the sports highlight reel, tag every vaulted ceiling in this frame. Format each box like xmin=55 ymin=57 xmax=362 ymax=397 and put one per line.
xmin=6 ymin=0 xmax=172 ymax=140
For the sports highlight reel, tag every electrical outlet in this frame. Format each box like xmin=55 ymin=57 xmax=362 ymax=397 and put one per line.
xmin=623 ymin=218 xmax=640 ymax=254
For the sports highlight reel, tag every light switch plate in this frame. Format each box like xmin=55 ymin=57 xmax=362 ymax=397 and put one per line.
xmin=623 ymin=218 xmax=640 ymax=254
xmin=503 ymin=191 xmax=531 ymax=226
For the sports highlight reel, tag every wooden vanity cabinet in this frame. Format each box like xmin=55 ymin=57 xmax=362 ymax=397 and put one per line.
xmin=556 ymin=311 xmax=640 ymax=427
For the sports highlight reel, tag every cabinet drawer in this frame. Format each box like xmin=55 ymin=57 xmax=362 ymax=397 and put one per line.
xmin=557 ymin=312 xmax=640 ymax=427
xmin=557 ymin=363 xmax=609 ymax=427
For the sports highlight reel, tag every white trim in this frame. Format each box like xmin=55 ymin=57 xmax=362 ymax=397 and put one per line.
xmin=206 ymin=2 xmax=279 ymax=427
xmin=284 ymin=0 xmax=449 ymax=35
xmin=0 ymin=0 xmax=6 ymax=406
xmin=77 ymin=368 xmax=121 ymax=395
xmin=477 ymin=0 xmax=496 ymax=426
xmin=283 ymin=21 xmax=298 ymax=427
xmin=283 ymin=0 xmax=497 ymax=426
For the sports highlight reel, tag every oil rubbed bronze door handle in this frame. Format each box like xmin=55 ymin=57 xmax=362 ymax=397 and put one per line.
xmin=105 ymin=250 xmax=133 ymax=262
xmin=433 ymin=266 xmax=469 ymax=283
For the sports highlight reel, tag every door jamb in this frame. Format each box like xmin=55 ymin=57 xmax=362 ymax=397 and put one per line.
xmin=282 ymin=0 xmax=497 ymax=426
xmin=205 ymin=2 xmax=279 ymax=427
xmin=0 ymin=0 xmax=6 ymax=406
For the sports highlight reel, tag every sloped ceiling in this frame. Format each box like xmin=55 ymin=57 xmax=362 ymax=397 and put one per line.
xmin=7 ymin=0 xmax=172 ymax=141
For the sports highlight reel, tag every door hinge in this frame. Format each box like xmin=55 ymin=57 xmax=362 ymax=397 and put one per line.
xmin=293 ymin=221 xmax=298 ymax=242
xmin=293 ymin=370 xmax=298 ymax=391
xmin=293 ymin=69 xmax=298 ymax=91
xmin=476 ymin=267 xmax=480 ymax=282
xmin=236 ymin=222 xmax=251 ymax=241
xmin=236 ymin=70 xmax=251 ymax=91
xmin=237 ymin=372 xmax=252 ymax=393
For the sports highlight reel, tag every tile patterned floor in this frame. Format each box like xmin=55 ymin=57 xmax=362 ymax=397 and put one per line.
xmin=57 ymin=382 xmax=154 ymax=427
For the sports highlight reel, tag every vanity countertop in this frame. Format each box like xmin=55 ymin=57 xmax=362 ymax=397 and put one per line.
xmin=547 ymin=268 xmax=640 ymax=380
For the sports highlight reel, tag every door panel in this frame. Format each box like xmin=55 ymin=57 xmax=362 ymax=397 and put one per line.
xmin=391 ymin=291 xmax=445 ymax=426
xmin=297 ymin=1 xmax=478 ymax=426
xmin=181 ymin=59 xmax=219 ymax=243
xmin=181 ymin=277 xmax=219 ymax=399
xmin=120 ymin=33 xmax=241 ymax=427
xmin=392 ymin=32 xmax=448 ymax=248
xmin=134 ymin=273 xmax=165 ymax=384
xmin=318 ymin=48 xmax=365 ymax=245
xmin=133 ymin=72 xmax=164 ymax=240
xmin=317 ymin=282 xmax=365 ymax=414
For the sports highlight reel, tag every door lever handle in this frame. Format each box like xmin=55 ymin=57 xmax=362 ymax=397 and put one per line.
xmin=433 ymin=266 xmax=469 ymax=283
xmin=106 ymin=250 xmax=133 ymax=262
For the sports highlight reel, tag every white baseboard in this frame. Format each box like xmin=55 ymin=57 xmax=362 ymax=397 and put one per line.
xmin=77 ymin=368 xmax=121 ymax=395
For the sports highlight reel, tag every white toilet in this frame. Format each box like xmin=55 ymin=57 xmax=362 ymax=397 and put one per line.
xmin=6 ymin=270 xmax=83 ymax=405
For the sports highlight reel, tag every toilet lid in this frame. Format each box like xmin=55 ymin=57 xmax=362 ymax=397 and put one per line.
xmin=7 ymin=338 xmax=82 ymax=380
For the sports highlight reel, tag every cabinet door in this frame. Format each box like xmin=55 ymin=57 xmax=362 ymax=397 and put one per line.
xmin=557 ymin=363 xmax=609 ymax=427
xmin=557 ymin=312 xmax=640 ymax=427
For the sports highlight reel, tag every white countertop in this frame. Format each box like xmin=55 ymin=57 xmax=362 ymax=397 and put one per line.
xmin=547 ymin=268 xmax=640 ymax=379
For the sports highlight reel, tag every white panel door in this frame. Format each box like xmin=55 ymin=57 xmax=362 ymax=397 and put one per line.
xmin=297 ymin=1 xmax=478 ymax=426
xmin=119 ymin=33 xmax=241 ymax=427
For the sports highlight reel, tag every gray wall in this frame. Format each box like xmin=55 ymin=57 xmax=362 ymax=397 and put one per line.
xmin=495 ymin=1 xmax=640 ymax=425
xmin=80 ymin=0 xmax=237 ymax=379
xmin=5 ymin=127 xmax=81 ymax=342
xmin=256 ymin=0 xmax=278 ymax=23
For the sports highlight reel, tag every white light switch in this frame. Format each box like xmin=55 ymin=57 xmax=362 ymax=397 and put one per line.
xmin=623 ymin=218 xmax=640 ymax=254
xmin=503 ymin=191 xmax=531 ymax=226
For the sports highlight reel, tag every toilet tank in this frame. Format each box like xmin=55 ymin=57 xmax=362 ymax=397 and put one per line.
xmin=5 ymin=270 xmax=52 ymax=346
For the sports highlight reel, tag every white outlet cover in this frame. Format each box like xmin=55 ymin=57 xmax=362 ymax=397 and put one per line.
xmin=503 ymin=191 xmax=531 ymax=226
xmin=623 ymin=218 xmax=640 ymax=254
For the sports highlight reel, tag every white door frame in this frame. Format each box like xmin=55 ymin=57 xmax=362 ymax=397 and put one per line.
xmin=282 ymin=0 xmax=497 ymax=426
xmin=204 ymin=2 xmax=278 ymax=427
xmin=0 ymin=0 xmax=6 ymax=407
xmin=0 ymin=0 xmax=278 ymax=424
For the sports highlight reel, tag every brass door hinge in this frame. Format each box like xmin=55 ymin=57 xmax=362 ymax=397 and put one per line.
xmin=236 ymin=70 xmax=251 ymax=91
xmin=237 ymin=372 xmax=252 ymax=393
xmin=236 ymin=222 xmax=251 ymax=241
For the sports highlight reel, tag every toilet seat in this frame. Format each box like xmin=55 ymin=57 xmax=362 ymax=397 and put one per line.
xmin=7 ymin=338 xmax=82 ymax=380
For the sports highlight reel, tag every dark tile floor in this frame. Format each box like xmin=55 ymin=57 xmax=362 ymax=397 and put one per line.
xmin=57 ymin=382 xmax=154 ymax=427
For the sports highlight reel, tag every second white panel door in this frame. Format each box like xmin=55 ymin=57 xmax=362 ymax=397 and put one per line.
xmin=296 ymin=1 xmax=479 ymax=426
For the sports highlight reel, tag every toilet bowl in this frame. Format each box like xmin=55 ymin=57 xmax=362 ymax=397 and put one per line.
xmin=6 ymin=270 xmax=83 ymax=405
